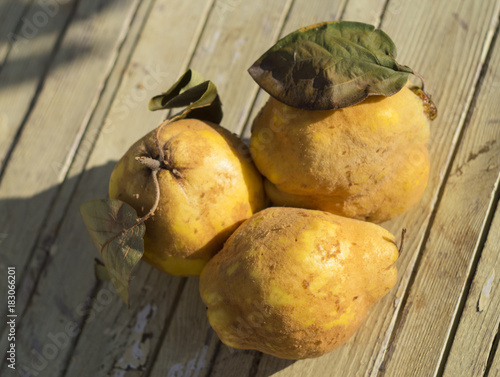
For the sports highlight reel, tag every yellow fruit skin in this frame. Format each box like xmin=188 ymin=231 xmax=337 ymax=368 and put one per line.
xmin=109 ymin=119 xmax=266 ymax=276
xmin=199 ymin=207 xmax=398 ymax=359
xmin=250 ymin=87 xmax=430 ymax=223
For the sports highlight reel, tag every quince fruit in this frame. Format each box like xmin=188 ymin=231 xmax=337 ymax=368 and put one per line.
xmin=109 ymin=118 xmax=266 ymax=276
xmin=199 ymin=207 xmax=398 ymax=359
xmin=250 ymin=87 xmax=430 ymax=223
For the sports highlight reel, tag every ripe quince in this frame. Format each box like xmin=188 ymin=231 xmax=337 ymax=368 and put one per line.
xmin=250 ymin=87 xmax=430 ymax=223
xmin=109 ymin=118 xmax=266 ymax=276
xmin=200 ymin=207 xmax=398 ymax=359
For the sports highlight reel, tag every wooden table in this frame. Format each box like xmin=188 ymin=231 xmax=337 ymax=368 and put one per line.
xmin=1 ymin=0 xmax=500 ymax=376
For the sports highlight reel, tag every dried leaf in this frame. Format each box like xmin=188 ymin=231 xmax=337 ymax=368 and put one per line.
xmin=80 ymin=199 xmax=145 ymax=307
xmin=249 ymin=21 xmax=414 ymax=110
xmin=149 ymin=69 xmax=205 ymax=111
xmin=149 ymin=70 xmax=223 ymax=124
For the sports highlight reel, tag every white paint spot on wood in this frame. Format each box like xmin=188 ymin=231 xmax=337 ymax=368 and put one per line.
xmin=134 ymin=303 xmax=154 ymax=333
xmin=166 ymin=344 xmax=209 ymax=377
xmin=477 ymin=272 xmax=495 ymax=312
xmin=112 ymin=303 xmax=157 ymax=374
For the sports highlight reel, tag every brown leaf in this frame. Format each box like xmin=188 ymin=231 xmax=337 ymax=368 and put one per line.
xmin=80 ymin=199 xmax=145 ymax=307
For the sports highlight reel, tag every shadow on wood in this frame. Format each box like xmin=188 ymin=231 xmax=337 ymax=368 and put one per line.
xmin=0 ymin=0 xmax=119 ymax=84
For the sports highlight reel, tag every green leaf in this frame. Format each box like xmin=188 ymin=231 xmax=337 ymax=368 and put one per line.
xmin=149 ymin=69 xmax=205 ymax=111
xmin=149 ymin=70 xmax=223 ymax=124
xmin=248 ymin=21 xmax=414 ymax=110
xmin=80 ymin=199 xmax=145 ymax=307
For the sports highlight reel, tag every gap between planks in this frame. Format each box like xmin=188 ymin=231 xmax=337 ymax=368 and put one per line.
xmin=484 ymin=308 xmax=500 ymax=376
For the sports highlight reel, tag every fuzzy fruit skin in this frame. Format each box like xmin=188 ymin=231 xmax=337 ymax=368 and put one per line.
xmin=250 ymin=87 xmax=430 ymax=223
xmin=199 ymin=207 xmax=398 ymax=359
xmin=109 ymin=119 xmax=266 ymax=276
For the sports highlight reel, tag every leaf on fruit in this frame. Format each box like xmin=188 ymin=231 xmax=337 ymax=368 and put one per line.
xmin=149 ymin=69 xmax=223 ymax=124
xmin=80 ymin=199 xmax=145 ymax=307
xmin=248 ymin=21 xmax=414 ymax=110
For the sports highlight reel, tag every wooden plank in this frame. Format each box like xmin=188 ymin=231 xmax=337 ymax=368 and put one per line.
xmin=441 ymin=177 xmax=500 ymax=377
xmin=248 ymin=1 xmax=500 ymax=377
xmin=62 ymin=262 xmax=183 ymax=377
xmin=0 ymin=0 xmax=31 ymax=67
xmin=487 ymin=313 xmax=500 ymax=376
xmin=43 ymin=1 xmax=216 ymax=376
xmin=0 ymin=0 xmax=147 ymax=373
xmin=340 ymin=0 xmax=386 ymax=25
xmin=185 ymin=0 xmax=292 ymax=134
xmin=143 ymin=278 xmax=220 ymax=377
xmin=377 ymin=4 xmax=500 ymax=375
xmin=440 ymin=29 xmax=500 ymax=377
xmin=0 ymin=0 xmax=78 ymax=168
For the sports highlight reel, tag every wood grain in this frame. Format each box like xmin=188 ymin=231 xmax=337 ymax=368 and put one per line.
xmin=340 ymin=0 xmax=386 ymax=25
xmin=378 ymin=1 xmax=500 ymax=374
xmin=439 ymin=27 xmax=500 ymax=377
xmin=0 ymin=0 xmax=154 ymax=367
xmin=147 ymin=278 xmax=220 ymax=377
xmin=441 ymin=181 xmax=500 ymax=377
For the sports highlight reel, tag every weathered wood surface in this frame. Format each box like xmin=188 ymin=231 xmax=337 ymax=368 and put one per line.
xmin=0 ymin=0 xmax=79 ymax=168
xmin=0 ymin=0 xmax=31 ymax=67
xmin=0 ymin=0 xmax=146 ymax=373
xmin=0 ymin=0 xmax=499 ymax=376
